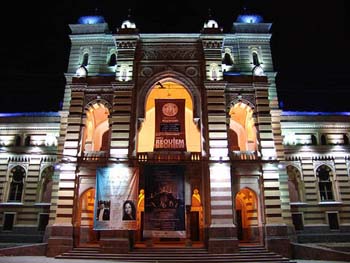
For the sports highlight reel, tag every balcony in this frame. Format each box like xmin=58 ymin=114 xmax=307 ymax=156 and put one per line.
xmin=137 ymin=151 xmax=201 ymax=163
xmin=80 ymin=151 xmax=108 ymax=162
xmin=229 ymin=150 xmax=260 ymax=161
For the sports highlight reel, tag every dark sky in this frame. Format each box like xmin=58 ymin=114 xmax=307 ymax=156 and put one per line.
xmin=0 ymin=1 xmax=349 ymax=113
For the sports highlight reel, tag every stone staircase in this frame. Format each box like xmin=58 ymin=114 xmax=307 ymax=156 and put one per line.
xmin=56 ymin=244 xmax=294 ymax=262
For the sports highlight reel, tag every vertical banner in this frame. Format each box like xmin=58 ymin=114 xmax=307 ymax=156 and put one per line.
xmin=154 ymin=99 xmax=186 ymax=151
xmin=144 ymin=165 xmax=185 ymax=238
xmin=94 ymin=166 xmax=138 ymax=230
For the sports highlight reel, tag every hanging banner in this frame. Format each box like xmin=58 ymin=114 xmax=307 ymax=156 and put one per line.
xmin=154 ymin=99 xmax=186 ymax=151
xmin=144 ymin=165 xmax=185 ymax=238
xmin=94 ymin=166 xmax=138 ymax=230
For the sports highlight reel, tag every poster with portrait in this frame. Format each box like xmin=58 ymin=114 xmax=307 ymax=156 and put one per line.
xmin=143 ymin=165 xmax=185 ymax=238
xmin=94 ymin=166 xmax=138 ymax=230
xmin=154 ymin=99 xmax=186 ymax=151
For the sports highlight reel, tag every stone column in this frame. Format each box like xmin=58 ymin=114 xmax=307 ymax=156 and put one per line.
xmin=207 ymin=162 xmax=238 ymax=253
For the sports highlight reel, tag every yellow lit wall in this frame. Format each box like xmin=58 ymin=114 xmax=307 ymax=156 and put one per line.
xmin=137 ymin=82 xmax=200 ymax=152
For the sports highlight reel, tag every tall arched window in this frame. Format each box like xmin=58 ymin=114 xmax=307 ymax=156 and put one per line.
xmin=228 ymin=102 xmax=257 ymax=152
xmin=252 ymin=52 xmax=260 ymax=66
xmin=39 ymin=166 xmax=54 ymax=203
xmin=343 ymin=134 xmax=349 ymax=145
xmin=287 ymin=165 xmax=303 ymax=203
xmin=8 ymin=166 xmax=25 ymax=202
xmin=321 ymin=134 xmax=327 ymax=145
xmin=82 ymin=103 xmax=110 ymax=152
xmin=316 ymin=165 xmax=334 ymax=201
xmin=82 ymin=53 xmax=89 ymax=67
xmin=108 ymin=53 xmax=116 ymax=66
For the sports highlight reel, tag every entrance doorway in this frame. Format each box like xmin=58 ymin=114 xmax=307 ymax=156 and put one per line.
xmin=76 ymin=188 xmax=98 ymax=246
xmin=235 ymin=188 xmax=259 ymax=243
xmin=135 ymin=165 xmax=204 ymax=248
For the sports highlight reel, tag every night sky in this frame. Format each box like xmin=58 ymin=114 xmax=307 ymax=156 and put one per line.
xmin=0 ymin=1 xmax=348 ymax=113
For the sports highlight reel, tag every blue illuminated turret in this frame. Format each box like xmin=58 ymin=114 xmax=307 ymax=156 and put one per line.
xmin=78 ymin=15 xmax=105 ymax=25
xmin=233 ymin=10 xmax=271 ymax=33
xmin=236 ymin=14 xmax=264 ymax=24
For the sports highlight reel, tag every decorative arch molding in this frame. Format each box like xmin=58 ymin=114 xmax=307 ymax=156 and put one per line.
xmin=84 ymin=98 xmax=113 ymax=113
xmin=137 ymin=70 xmax=201 ymax=120
xmin=285 ymin=161 xmax=303 ymax=180
xmin=313 ymin=161 xmax=335 ymax=178
xmin=7 ymin=164 xmax=28 ymax=180
xmin=228 ymin=97 xmax=256 ymax=112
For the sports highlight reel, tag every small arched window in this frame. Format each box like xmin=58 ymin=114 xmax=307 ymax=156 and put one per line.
xmin=252 ymin=52 xmax=260 ymax=66
xmin=311 ymin=134 xmax=317 ymax=145
xmin=15 ymin=135 xmax=21 ymax=146
xmin=24 ymin=135 xmax=31 ymax=146
xmin=222 ymin=53 xmax=233 ymax=65
xmin=316 ymin=165 xmax=334 ymax=201
xmin=321 ymin=134 xmax=327 ymax=145
xmin=343 ymin=134 xmax=349 ymax=145
xmin=8 ymin=166 xmax=25 ymax=202
xmin=108 ymin=53 xmax=117 ymax=66
xmin=82 ymin=53 xmax=89 ymax=67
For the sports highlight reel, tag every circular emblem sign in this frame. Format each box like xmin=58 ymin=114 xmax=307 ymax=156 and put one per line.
xmin=162 ymin=103 xmax=178 ymax=117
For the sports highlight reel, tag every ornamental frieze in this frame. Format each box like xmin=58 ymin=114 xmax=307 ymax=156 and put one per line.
xmin=140 ymin=48 xmax=200 ymax=60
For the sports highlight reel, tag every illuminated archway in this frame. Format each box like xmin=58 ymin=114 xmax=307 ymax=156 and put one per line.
xmin=235 ymin=188 xmax=259 ymax=242
xmin=82 ymin=103 xmax=110 ymax=152
xmin=77 ymin=188 xmax=97 ymax=244
xmin=228 ymin=102 xmax=257 ymax=152
xmin=137 ymin=81 xmax=200 ymax=152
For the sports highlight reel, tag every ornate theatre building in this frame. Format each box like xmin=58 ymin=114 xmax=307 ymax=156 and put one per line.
xmin=0 ymin=12 xmax=350 ymax=258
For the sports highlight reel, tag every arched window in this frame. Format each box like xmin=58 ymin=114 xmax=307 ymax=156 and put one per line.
xmin=321 ymin=134 xmax=327 ymax=145
xmin=82 ymin=53 xmax=89 ymax=67
xmin=311 ymin=134 xmax=317 ymax=145
xmin=343 ymin=134 xmax=349 ymax=145
xmin=316 ymin=165 xmax=334 ymax=201
xmin=40 ymin=166 xmax=54 ymax=203
xmin=252 ymin=52 xmax=260 ymax=66
xmin=82 ymin=103 xmax=110 ymax=152
xmin=287 ymin=165 xmax=303 ymax=202
xmin=108 ymin=53 xmax=116 ymax=66
xmin=222 ymin=53 xmax=233 ymax=65
xmin=15 ymin=135 xmax=21 ymax=146
xmin=8 ymin=166 xmax=25 ymax=202
xmin=228 ymin=102 xmax=257 ymax=153
xmin=24 ymin=135 xmax=31 ymax=146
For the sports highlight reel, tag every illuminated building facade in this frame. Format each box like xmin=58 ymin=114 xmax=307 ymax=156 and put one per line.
xmin=0 ymin=12 xmax=349 ymax=258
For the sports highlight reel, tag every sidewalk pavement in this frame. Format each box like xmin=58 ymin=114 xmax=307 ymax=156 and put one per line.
xmin=0 ymin=257 xmax=349 ymax=263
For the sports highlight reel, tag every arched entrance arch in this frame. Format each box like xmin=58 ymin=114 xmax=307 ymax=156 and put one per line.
xmin=137 ymin=79 xmax=201 ymax=153
xmin=137 ymin=71 xmax=201 ymax=121
xmin=235 ymin=188 xmax=260 ymax=243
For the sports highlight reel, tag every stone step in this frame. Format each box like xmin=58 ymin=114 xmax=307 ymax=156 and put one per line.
xmin=56 ymin=245 xmax=292 ymax=262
